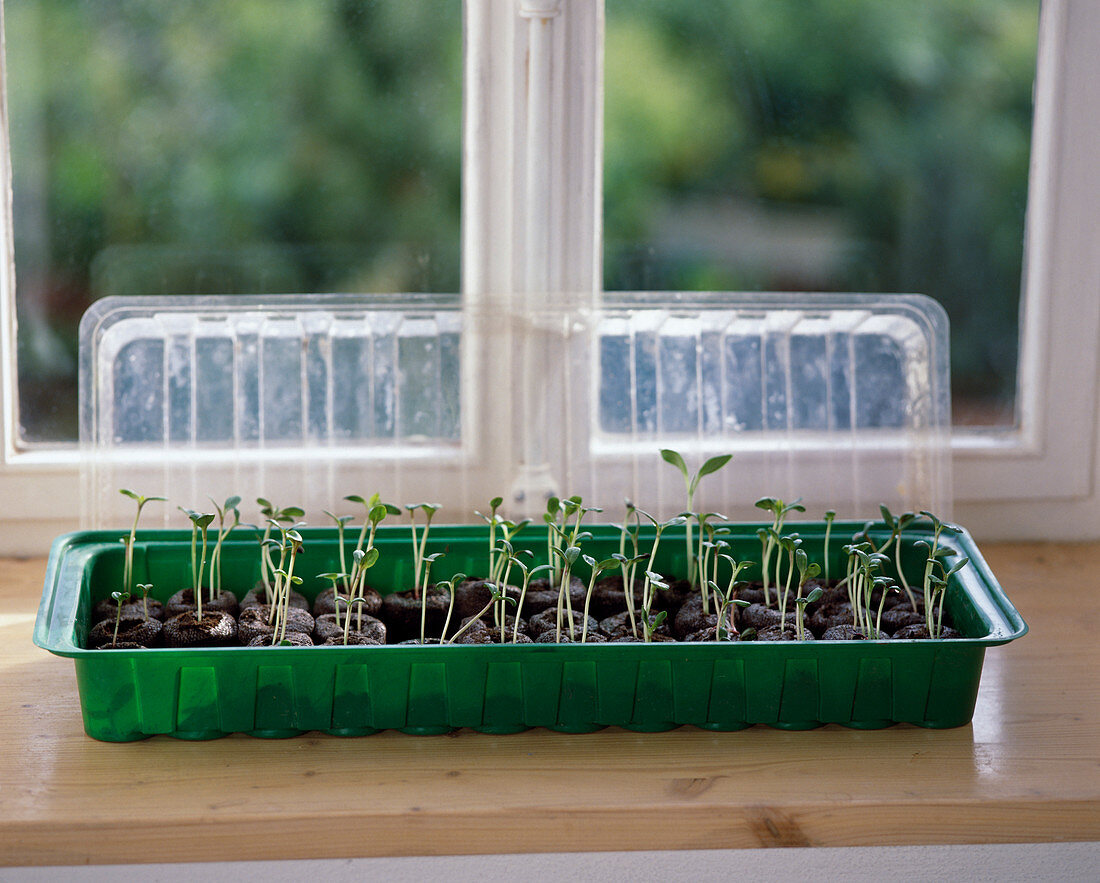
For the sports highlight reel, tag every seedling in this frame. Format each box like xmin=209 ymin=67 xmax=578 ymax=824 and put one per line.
xmin=419 ymin=551 xmax=444 ymax=644
xmin=510 ymin=559 xmax=552 ymax=643
xmin=256 ymin=499 xmax=305 ymax=603
xmin=447 ymin=582 xmax=512 ymax=644
xmin=346 ymin=547 xmax=380 ymax=631
xmin=180 ymin=507 xmax=216 ymax=620
xmin=880 ymin=505 xmax=919 ymax=611
xmin=659 ymin=448 xmax=732 ymax=589
xmin=110 ymin=590 xmax=131 ymax=645
xmin=694 ymin=513 xmax=727 ymax=615
xmin=844 ymin=544 xmax=890 ymax=635
xmin=641 ymin=608 xmax=668 ymax=643
xmin=317 ymin=572 xmax=346 ymax=628
xmin=580 ymin=555 xmax=619 ymax=643
xmin=437 ymin=572 xmax=466 ymax=644
xmin=754 ymin=497 xmax=805 ymax=604
xmin=134 ymin=583 xmax=154 ymax=620
xmin=712 ymin=554 xmax=753 ymax=641
xmin=270 ymin=529 xmax=304 ymax=644
xmin=776 ymin=534 xmax=803 ymax=632
xmin=208 ymin=495 xmax=242 ymax=598
xmin=118 ymin=489 xmax=166 ymax=597
xmin=323 ymin=511 xmax=356 ymax=593
xmin=635 ymin=509 xmax=686 ymax=616
xmin=786 ymin=547 xmax=820 ymax=634
xmin=491 ymin=543 xmax=526 ymax=641
xmin=342 ymin=597 xmax=371 ymax=645
xmin=345 ymin=494 xmax=401 ymax=558
xmin=793 ymin=585 xmax=823 ymax=642
xmin=551 ymin=544 xmax=582 ymax=642
xmin=611 ymin=551 xmax=647 ymax=638
xmin=822 ymin=509 xmax=836 ymax=582
xmin=925 ymin=557 xmax=969 ymax=638
xmin=547 ymin=496 xmax=600 ymax=639
xmin=475 ymin=497 xmax=505 ymax=583
xmin=873 ymin=577 xmax=899 ymax=638
xmin=406 ymin=503 xmax=442 ymax=600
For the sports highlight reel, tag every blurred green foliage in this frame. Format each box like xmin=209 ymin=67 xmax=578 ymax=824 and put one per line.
xmin=9 ymin=0 xmax=462 ymax=438
xmin=8 ymin=0 xmax=1036 ymax=438
xmin=605 ymin=0 xmax=1037 ymax=423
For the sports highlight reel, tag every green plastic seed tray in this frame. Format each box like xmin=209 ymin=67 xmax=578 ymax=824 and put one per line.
xmin=34 ymin=523 xmax=1026 ymax=742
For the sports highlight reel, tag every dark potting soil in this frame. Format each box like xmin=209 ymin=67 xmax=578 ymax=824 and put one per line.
xmin=809 ymin=602 xmax=875 ymax=637
xmin=521 ymin=577 xmax=586 ymax=615
xmin=458 ymin=612 xmax=529 ymax=637
xmin=655 ymin=578 xmax=695 ymax=612
xmin=312 ymin=585 xmax=382 ymax=618
xmin=237 ymin=605 xmax=315 ymax=645
xmin=240 ymin=585 xmax=309 ymax=612
xmin=589 ymin=575 xmax=646 ymax=619
xmin=820 ymin=624 xmax=884 ymax=641
xmin=756 ymin=624 xmax=803 ymax=641
xmin=381 ymin=586 xmax=451 ymax=642
xmin=739 ymin=603 xmax=785 ymax=632
xmin=672 ymin=595 xmax=719 ymax=639
xmin=92 ymin=597 xmax=164 ymax=624
xmin=97 ymin=641 xmax=148 ymax=650
xmin=892 ymin=623 xmax=961 ymax=640
xmin=535 ymin=629 xmax=608 ymax=643
xmin=452 ymin=578 xmax=522 ymax=619
xmin=683 ymin=625 xmax=743 ymax=642
xmin=314 ymin=612 xmax=386 ymax=644
xmin=878 ymin=605 xmax=926 ymax=634
xmin=163 ymin=610 xmax=238 ymax=647
xmin=455 ymin=626 xmax=535 ymax=645
xmin=247 ymin=631 xmax=314 ymax=647
xmin=164 ymin=588 xmax=240 ymax=619
xmin=733 ymin=584 xmax=767 ymax=606
xmin=527 ymin=607 xmax=602 ymax=639
xmin=322 ymin=632 xmax=384 ymax=645
xmin=87 ymin=616 xmax=163 ymax=649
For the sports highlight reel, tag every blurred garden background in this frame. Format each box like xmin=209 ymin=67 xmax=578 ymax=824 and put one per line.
xmin=7 ymin=0 xmax=1037 ymax=440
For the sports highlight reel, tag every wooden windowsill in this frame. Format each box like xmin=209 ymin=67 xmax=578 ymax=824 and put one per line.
xmin=1 ymin=542 xmax=1097 ymax=866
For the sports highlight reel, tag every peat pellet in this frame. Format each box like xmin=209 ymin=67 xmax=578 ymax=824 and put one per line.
xmin=163 ymin=610 xmax=238 ymax=647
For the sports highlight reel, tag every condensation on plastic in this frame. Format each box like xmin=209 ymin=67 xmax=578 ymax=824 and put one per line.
xmin=79 ymin=292 xmax=950 ymax=530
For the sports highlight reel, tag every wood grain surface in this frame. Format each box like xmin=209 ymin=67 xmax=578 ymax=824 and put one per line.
xmin=2 ymin=544 xmax=1098 ymax=866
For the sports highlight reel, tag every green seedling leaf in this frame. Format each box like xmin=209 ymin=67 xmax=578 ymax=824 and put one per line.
xmin=490 ymin=496 xmax=504 ymax=509
xmin=659 ymin=448 xmax=688 ymax=477
xmin=361 ymin=548 xmax=380 ymax=569
xmin=804 ymin=586 xmax=824 ymax=605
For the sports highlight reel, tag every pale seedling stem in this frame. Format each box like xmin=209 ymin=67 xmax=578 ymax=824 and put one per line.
xmin=119 ymin=490 xmax=166 ymax=596
xmin=111 ymin=590 xmax=130 ymax=645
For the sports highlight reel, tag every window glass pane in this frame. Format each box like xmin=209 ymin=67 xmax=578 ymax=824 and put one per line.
xmin=604 ymin=0 xmax=1037 ymax=427
xmin=8 ymin=0 xmax=462 ymax=442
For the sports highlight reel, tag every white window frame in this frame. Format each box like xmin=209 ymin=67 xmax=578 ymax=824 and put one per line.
xmin=0 ymin=0 xmax=1097 ymax=553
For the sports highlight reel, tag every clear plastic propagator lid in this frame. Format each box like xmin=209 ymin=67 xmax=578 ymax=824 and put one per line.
xmin=79 ymin=291 xmax=950 ymax=528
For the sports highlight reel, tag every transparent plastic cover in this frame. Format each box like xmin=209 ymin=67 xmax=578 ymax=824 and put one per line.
xmin=80 ymin=292 xmax=950 ymax=528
